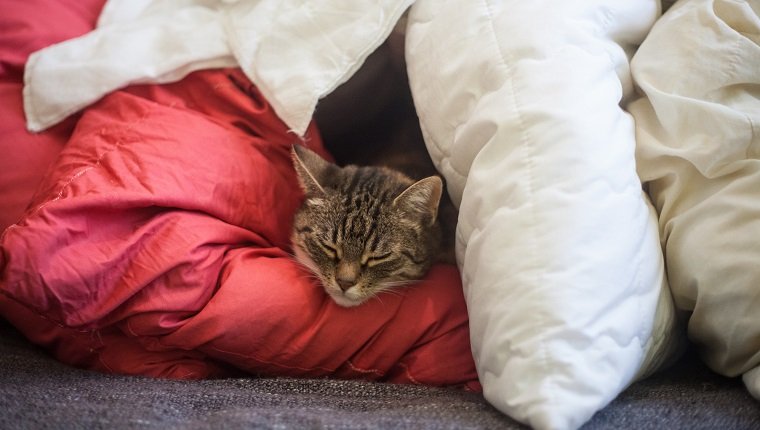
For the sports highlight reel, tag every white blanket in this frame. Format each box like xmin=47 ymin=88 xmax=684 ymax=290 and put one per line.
xmin=23 ymin=0 xmax=412 ymax=135
xmin=405 ymin=1 xmax=682 ymax=429
xmin=23 ymin=0 xmax=760 ymax=429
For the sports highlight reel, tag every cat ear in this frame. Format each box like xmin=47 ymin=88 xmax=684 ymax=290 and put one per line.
xmin=291 ymin=145 xmax=335 ymax=196
xmin=393 ymin=176 xmax=443 ymax=226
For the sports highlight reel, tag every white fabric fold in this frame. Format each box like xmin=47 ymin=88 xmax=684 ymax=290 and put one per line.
xmin=23 ymin=0 xmax=412 ymax=135
xmin=24 ymin=6 xmax=234 ymax=133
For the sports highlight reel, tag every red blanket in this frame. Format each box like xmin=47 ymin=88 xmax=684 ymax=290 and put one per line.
xmin=0 ymin=0 xmax=478 ymax=388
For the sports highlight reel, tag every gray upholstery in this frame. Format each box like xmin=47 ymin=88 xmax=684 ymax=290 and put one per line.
xmin=2 ymin=320 xmax=758 ymax=429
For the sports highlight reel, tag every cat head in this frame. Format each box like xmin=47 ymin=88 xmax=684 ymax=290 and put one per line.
xmin=290 ymin=145 xmax=442 ymax=307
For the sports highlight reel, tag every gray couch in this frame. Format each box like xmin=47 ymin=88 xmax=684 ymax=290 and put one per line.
xmin=2 ymin=319 xmax=759 ymax=429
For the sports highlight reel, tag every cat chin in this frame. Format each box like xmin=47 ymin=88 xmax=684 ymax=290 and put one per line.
xmin=325 ymin=283 xmax=366 ymax=307
xmin=329 ymin=294 xmax=364 ymax=308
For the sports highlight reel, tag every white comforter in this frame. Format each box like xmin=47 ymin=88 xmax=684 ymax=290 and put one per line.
xmin=23 ymin=0 xmax=760 ymax=429
xmin=406 ymin=1 xmax=680 ymax=429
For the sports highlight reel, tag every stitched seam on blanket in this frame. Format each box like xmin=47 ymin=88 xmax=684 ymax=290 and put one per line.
xmin=11 ymin=106 xmax=151 ymax=228
xmin=345 ymin=360 xmax=383 ymax=376
xmin=397 ymin=361 xmax=421 ymax=385
xmin=482 ymin=0 xmax=553 ymax=408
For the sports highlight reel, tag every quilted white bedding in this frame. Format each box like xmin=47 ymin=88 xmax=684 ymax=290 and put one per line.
xmin=405 ymin=1 xmax=680 ymax=429
xmin=21 ymin=0 xmax=760 ymax=429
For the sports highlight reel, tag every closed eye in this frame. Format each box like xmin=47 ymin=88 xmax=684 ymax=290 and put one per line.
xmin=400 ymin=250 xmax=426 ymax=265
xmin=317 ymin=241 xmax=340 ymax=260
xmin=363 ymin=252 xmax=393 ymax=267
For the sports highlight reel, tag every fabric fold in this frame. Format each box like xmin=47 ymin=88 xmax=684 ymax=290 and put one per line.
xmin=23 ymin=0 xmax=412 ymax=135
xmin=23 ymin=6 xmax=234 ymax=133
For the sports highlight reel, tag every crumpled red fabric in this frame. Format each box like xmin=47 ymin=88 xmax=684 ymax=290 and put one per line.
xmin=0 ymin=0 xmax=479 ymax=389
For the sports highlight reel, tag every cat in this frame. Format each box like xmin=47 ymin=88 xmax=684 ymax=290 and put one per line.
xmin=290 ymin=145 xmax=452 ymax=307
xmin=292 ymin=34 xmax=457 ymax=307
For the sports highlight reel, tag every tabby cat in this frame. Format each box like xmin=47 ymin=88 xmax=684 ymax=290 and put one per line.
xmin=290 ymin=145 xmax=449 ymax=307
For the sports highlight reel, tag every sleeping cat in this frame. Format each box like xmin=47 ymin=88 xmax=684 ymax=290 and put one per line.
xmin=290 ymin=145 xmax=451 ymax=307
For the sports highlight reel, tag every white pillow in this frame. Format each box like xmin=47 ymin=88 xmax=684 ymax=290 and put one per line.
xmin=405 ymin=1 xmax=683 ymax=429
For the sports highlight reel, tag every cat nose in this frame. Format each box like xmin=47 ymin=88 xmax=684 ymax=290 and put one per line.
xmin=337 ymin=278 xmax=354 ymax=291
xmin=336 ymin=261 xmax=359 ymax=291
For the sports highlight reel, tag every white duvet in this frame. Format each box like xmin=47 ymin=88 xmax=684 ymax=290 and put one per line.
xmin=405 ymin=1 xmax=681 ymax=429
xmin=22 ymin=0 xmax=760 ymax=429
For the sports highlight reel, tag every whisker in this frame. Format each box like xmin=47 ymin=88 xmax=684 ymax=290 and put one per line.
xmin=287 ymin=252 xmax=320 ymax=275
xmin=372 ymin=294 xmax=385 ymax=306
xmin=372 ymin=284 xmax=406 ymax=303
xmin=382 ymin=290 xmax=404 ymax=299
xmin=378 ymin=280 xmax=415 ymax=290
